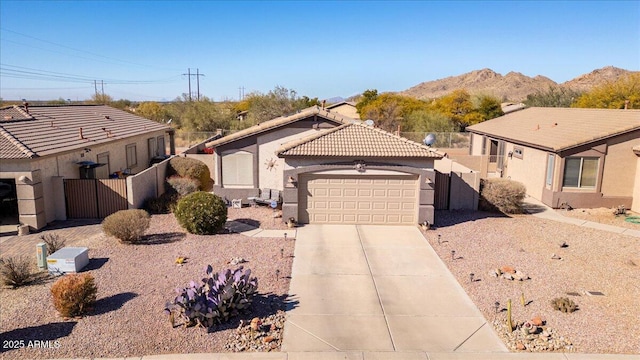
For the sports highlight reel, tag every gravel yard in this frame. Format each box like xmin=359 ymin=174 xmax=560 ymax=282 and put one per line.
xmin=0 ymin=212 xmax=294 ymax=359
xmin=428 ymin=211 xmax=640 ymax=354
xmin=227 ymin=205 xmax=288 ymax=230
xmin=557 ymin=207 xmax=640 ymax=230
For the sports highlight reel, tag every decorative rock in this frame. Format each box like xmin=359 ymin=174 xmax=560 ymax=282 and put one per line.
xmin=501 ymin=265 xmax=516 ymax=274
xmin=516 ymin=342 xmax=526 ymax=350
xmin=501 ymin=273 xmax=514 ymax=280
xmin=229 ymin=257 xmax=248 ymax=266
xmin=531 ymin=316 xmax=544 ymax=327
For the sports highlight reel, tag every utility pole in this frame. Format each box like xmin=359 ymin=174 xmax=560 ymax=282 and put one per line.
xmin=238 ymin=86 xmax=245 ymax=100
xmin=183 ymin=68 xmax=192 ymax=101
xmin=183 ymin=68 xmax=205 ymax=101
xmin=196 ymin=68 xmax=204 ymax=101
xmin=94 ymin=80 xmax=98 ymax=98
xmin=101 ymin=80 xmax=105 ymax=103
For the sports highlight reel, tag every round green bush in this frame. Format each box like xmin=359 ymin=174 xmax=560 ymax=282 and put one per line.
xmin=102 ymin=209 xmax=151 ymax=243
xmin=168 ymin=157 xmax=212 ymax=191
xmin=174 ymin=192 xmax=227 ymax=235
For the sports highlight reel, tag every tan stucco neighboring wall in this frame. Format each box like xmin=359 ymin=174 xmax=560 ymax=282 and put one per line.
xmin=470 ymin=133 xmax=484 ymax=156
xmin=328 ymin=104 xmax=359 ymax=119
xmin=503 ymin=143 xmax=548 ymax=200
xmin=600 ymin=136 xmax=638 ymax=197
xmin=257 ymin=127 xmax=326 ymax=190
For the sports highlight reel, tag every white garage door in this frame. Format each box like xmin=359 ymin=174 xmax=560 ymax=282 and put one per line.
xmin=299 ymin=174 xmax=418 ymax=225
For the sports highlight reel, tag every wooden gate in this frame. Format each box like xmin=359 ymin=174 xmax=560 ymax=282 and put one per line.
xmin=434 ymin=171 xmax=450 ymax=210
xmin=64 ymin=179 xmax=128 ymax=218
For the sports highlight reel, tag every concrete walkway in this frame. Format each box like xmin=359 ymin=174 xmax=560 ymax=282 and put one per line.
xmin=522 ymin=197 xmax=640 ymax=238
xmin=282 ymin=225 xmax=506 ymax=353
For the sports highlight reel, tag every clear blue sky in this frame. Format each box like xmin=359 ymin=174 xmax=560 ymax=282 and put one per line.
xmin=1 ymin=1 xmax=638 ymax=102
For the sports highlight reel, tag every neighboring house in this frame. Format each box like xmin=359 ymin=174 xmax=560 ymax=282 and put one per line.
xmin=205 ymin=105 xmax=442 ymax=225
xmin=0 ymin=104 xmax=173 ymax=230
xmin=325 ymin=101 xmax=359 ymax=119
xmin=466 ymin=107 xmax=640 ymax=211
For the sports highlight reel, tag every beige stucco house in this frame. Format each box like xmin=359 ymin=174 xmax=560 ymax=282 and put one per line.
xmin=326 ymin=101 xmax=359 ymax=119
xmin=205 ymin=105 xmax=442 ymax=225
xmin=0 ymin=104 xmax=172 ymax=230
xmin=466 ymin=107 xmax=640 ymax=211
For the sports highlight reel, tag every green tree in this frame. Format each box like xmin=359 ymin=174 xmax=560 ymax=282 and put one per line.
xmin=524 ymin=86 xmax=582 ymax=107
xmin=405 ymin=109 xmax=458 ymax=133
xmin=572 ymin=73 xmax=640 ymax=109
xmin=474 ymin=94 xmax=504 ymax=121
xmin=136 ymin=101 xmax=170 ymax=122
xmin=355 ymin=89 xmax=379 ymax=118
xmin=244 ymin=86 xmax=307 ymax=124
xmin=358 ymin=93 xmax=428 ymax=132
xmin=89 ymin=93 xmax=113 ymax=105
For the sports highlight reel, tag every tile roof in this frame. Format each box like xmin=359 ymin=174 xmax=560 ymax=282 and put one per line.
xmin=206 ymin=105 xmax=359 ymax=148
xmin=277 ymin=122 xmax=443 ymax=158
xmin=0 ymin=105 xmax=169 ymax=159
xmin=466 ymin=107 xmax=640 ymax=152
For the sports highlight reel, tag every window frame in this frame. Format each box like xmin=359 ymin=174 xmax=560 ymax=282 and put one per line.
xmin=157 ymin=136 xmax=166 ymax=156
xmin=221 ymin=150 xmax=254 ymax=188
xmin=546 ymin=154 xmax=555 ymax=187
xmin=148 ymin=137 xmax=158 ymax=158
xmin=126 ymin=144 xmax=137 ymax=169
xmin=562 ymin=157 xmax=599 ymax=189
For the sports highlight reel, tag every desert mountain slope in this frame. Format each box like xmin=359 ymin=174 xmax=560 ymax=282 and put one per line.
xmin=400 ymin=66 xmax=637 ymax=102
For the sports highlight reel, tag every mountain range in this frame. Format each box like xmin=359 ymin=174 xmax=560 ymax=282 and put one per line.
xmin=398 ymin=66 xmax=637 ymax=102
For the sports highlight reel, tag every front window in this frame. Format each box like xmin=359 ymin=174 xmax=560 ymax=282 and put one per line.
xmin=563 ymin=157 xmax=598 ymax=188
xmin=546 ymin=154 xmax=555 ymax=187
xmin=221 ymin=150 xmax=253 ymax=187
xmin=126 ymin=144 xmax=137 ymax=169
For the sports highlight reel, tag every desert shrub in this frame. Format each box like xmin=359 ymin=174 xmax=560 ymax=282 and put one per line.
xmin=174 ymin=191 xmax=227 ymax=235
xmin=167 ymin=175 xmax=200 ymax=196
xmin=168 ymin=156 xmax=212 ymax=191
xmin=102 ymin=209 xmax=151 ymax=243
xmin=0 ymin=256 xmax=33 ymax=288
xmin=165 ymin=266 xmax=257 ymax=328
xmin=479 ymin=178 xmax=526 ymax=214
xmin=143 ymin=191 xmax=180 ymax=214
xmin=551 ymin=297 xmax=578 ymax=313
xmin=51 ymin=273 xmax=97 ymax=317
xmin=40 ymin=233 xmax=66 ymax=255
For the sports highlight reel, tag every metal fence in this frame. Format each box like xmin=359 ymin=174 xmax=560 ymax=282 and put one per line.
xmin=400 ymin=132 xmax=470 ymax=149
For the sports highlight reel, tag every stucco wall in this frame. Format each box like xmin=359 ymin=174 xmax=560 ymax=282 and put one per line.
xmin=503 ymin=143 xmax=548 ymax=201
xmin=600 ymin=133 xmax=639 ymax=197
xmin=328 ymin=104 xmax=359 ymax=119
xmin=127 ymin=156 xmax=171 ymax=209
xmin=257 ymin=127 xmax=325 ymax=191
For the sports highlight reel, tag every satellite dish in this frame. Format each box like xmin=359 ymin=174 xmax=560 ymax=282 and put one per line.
xmin=364 ymin=119 xmax=374 ymax=126
xmin=423 ymin=133 xmax=436 ymax=146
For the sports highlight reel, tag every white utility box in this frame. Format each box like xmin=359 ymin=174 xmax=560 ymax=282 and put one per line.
xmin=47 ymin=247 xmax=89 ymax=274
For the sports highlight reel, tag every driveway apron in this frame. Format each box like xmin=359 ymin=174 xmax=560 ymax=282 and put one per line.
xmin=282 ymin=224 xmax=507 ymax=353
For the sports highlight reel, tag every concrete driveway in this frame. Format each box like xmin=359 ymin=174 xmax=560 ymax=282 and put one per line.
xmin=282 ymin=225 xmax=507 ymax=353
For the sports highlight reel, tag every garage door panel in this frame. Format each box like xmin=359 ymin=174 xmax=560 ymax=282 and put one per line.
xmin=301 ymin=174 xmax=418 ymax=225
xmin=344 ymin=189 xmax=357 ymax=197
xmin=359 ymin=189 xmax=372 ymax=197
xmin=329 ymin=188 xmax=342 ymax=196
xmin=388 ymin=189 xmax=402 ymax=197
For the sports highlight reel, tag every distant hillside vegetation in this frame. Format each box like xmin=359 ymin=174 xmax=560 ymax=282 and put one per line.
xmin=400 ymin=66 xmax=638 ymax=102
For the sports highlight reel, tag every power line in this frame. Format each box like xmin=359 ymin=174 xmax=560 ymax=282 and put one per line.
xmin=182 ymin=68 xmax=205 ymax=101
xmin=0 ymin=27 xmax=182 ymax=72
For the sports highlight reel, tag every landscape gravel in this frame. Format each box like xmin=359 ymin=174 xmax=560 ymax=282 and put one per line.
xmin=0 ymin=211 xmax=294 ymax=359
xmin=426 ymin=210 xmax=640 ymax=354
xmin=557 ymin=207 xmax=640 ymax=230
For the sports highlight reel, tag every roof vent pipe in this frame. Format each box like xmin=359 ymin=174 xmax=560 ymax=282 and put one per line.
xmin=23 ymin=101 xmax=29 ymax=114
xmin=625 ymin=100 xmax=629 ymax=110
xmin=79 ymin=127 xmax=84 ymax=139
